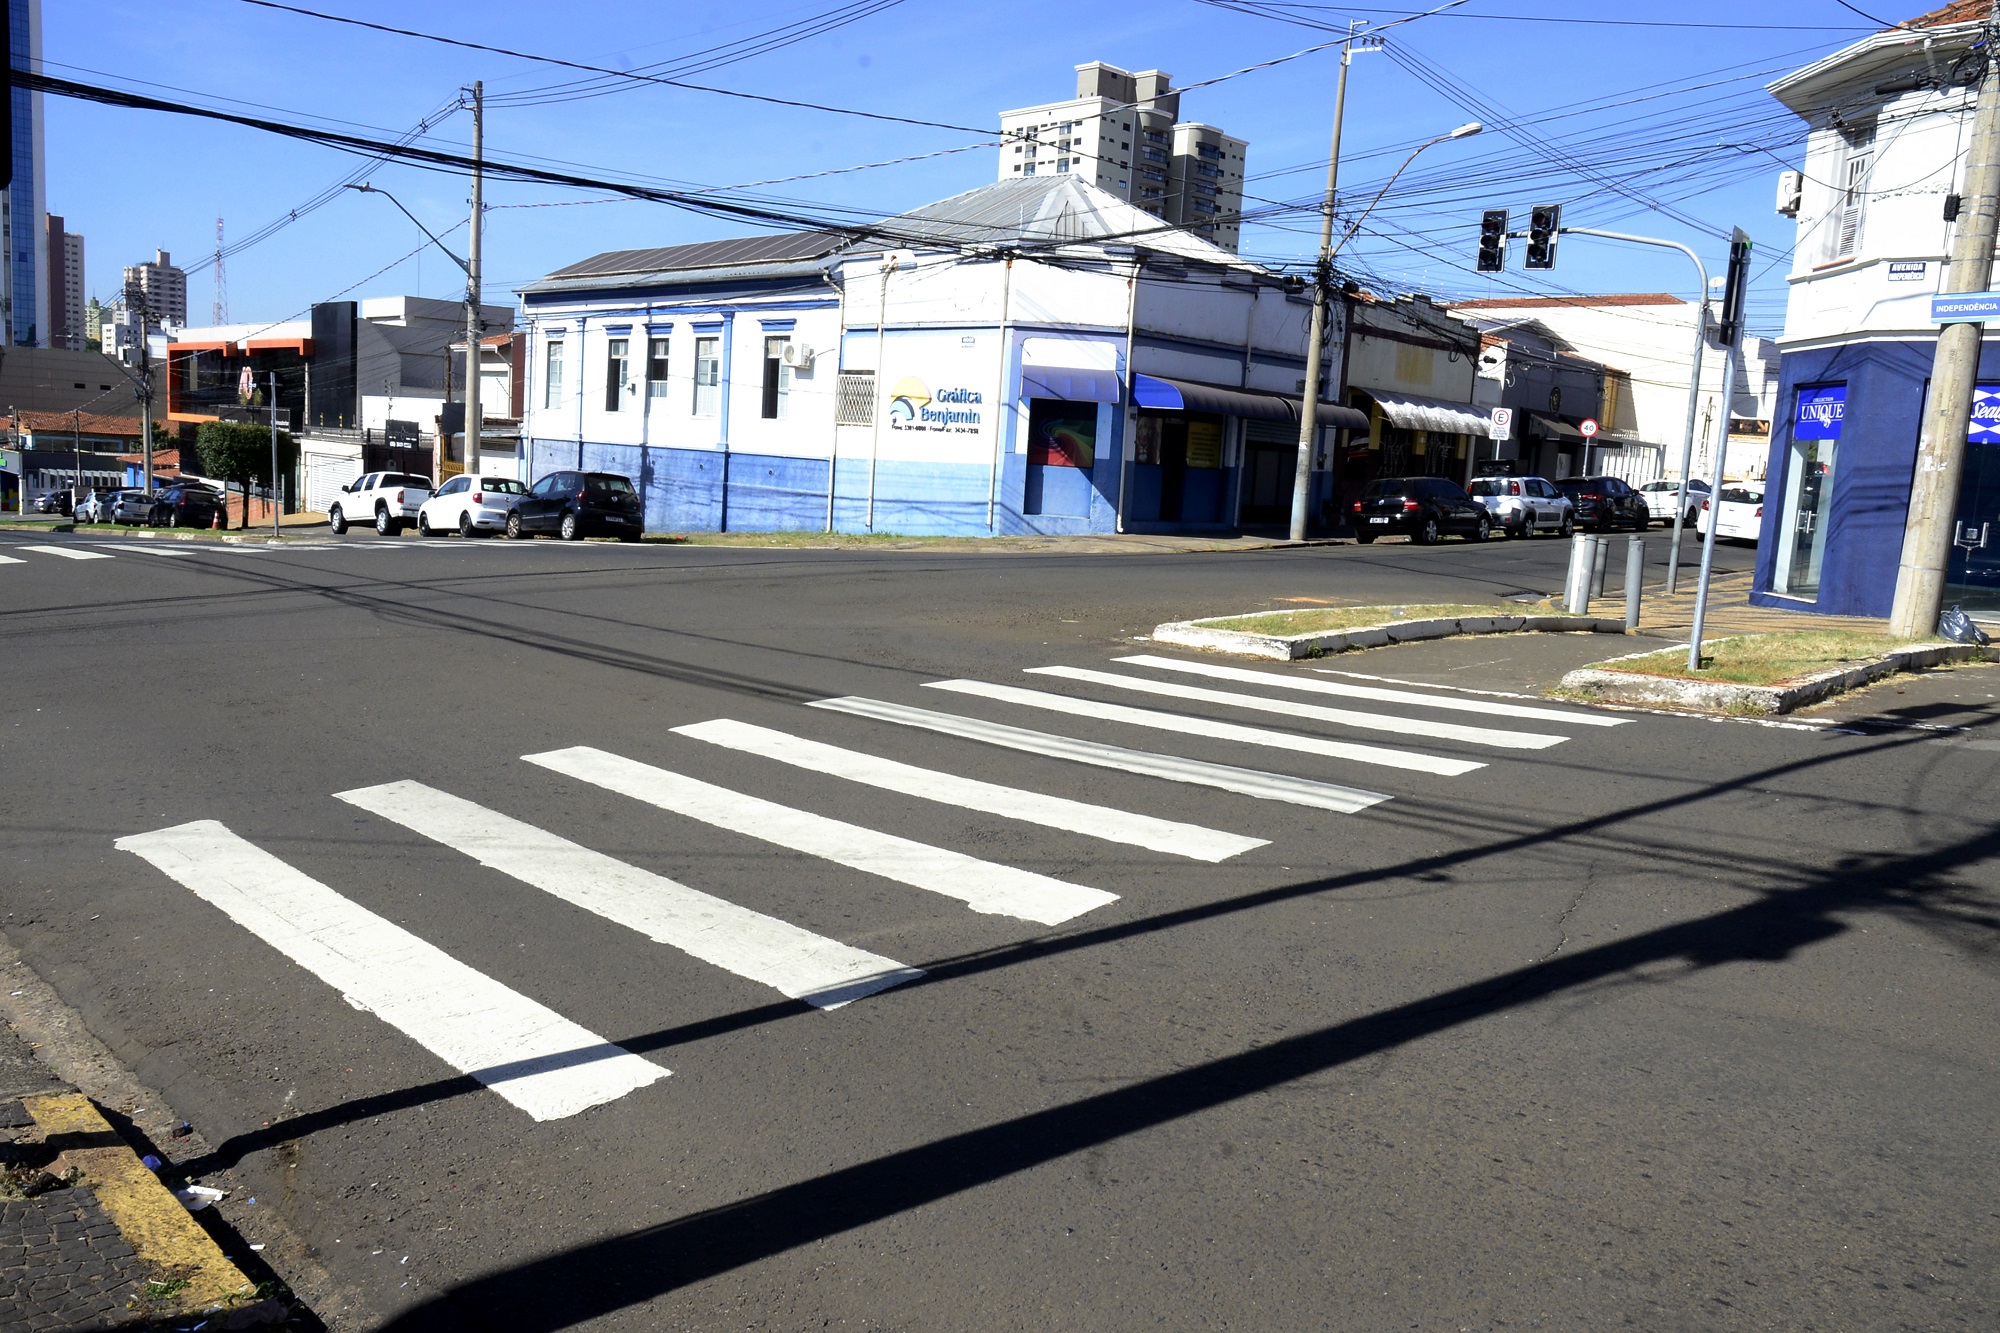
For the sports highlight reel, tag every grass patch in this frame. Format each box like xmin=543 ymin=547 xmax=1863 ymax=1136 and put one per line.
xmin=1199 ymin=603 xmax=1530 ymax=635
xmin=1594 ymin=631 xmax=1929 ymax=685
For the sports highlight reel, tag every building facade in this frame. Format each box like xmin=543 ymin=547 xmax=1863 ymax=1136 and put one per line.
xmin=999 ymin=63 xmax=1248 ymax=252
xmin=516 ymin=178 xmax=1363 ymax=538
xmin=7 ymin=0 xmax=45 ymax=347
xmin=1748 ymin=2 xmax=2000 ymax=621
xmin=123 ymin=249 xmax=188 ymax=327
xmin=1459 ymin=316 xmax=1613 ymax=482
xmin=45 ymin=213 xmax=80 ymax=350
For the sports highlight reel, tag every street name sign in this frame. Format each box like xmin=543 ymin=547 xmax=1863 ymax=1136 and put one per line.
xmin=1929 ymin=292 xmax=2000 ymax=322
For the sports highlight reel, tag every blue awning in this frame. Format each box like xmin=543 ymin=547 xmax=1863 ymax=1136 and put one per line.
xmin=1133 ymin=374 xmax=1369 ymax=429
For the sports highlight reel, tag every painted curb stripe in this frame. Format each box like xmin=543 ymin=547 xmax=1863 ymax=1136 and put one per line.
xmin=336 ymin=780 xmax=921 ymax=1009
xmin=806 ymin=696 xmax=1390 ymax=814
xmin=526 ymin=746 xmax=1118 ymax=927
xmin=921 ymin=680 xmax=1484 ymax=777
xmin=1032 ymin=665 xmax=1565 ymax=751
xmin=16 ymin=545 xmax=112 ymax=560
xmin=1115 ymin=654 xmax=1628 ymax=726
xmin=115 ymin=820 xmax=666 ymax=1120
xmin=674 ymin=717 xmax=1265 ymax=863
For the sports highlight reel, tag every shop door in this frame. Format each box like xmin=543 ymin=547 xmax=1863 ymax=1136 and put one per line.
xmin=1158 ymin=419 xmax=1188 ymax=520
xmin=1023 ymin=399 xmax=1098 ymax=517
xmin=1946 ymin=402 xmax=2000 ymax=618
xmin=1240 ymin=421 xmax=1296 ymax=524
xmin=1774 ymin=384 xmax=1843 ymax=598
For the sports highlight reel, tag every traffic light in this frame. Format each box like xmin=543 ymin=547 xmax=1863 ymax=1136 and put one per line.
xmin=1712 ymin=228 xmax=1753 ymax=348
xmin=1525 ymin=203 xmax=1561 ymax=269
xmin=1476 ymin=209 xmax=1508 ymax=272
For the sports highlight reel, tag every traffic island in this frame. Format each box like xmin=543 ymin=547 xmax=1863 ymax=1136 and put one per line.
xmin=1152 ymin=603 xmax=1627 ymax=661
xmin=1556 ymin=631 xmax=1992 ymax=714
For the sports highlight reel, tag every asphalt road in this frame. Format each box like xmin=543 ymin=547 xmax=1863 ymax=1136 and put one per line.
xmin=1 ymin=525 xmax=1994 ymax=1331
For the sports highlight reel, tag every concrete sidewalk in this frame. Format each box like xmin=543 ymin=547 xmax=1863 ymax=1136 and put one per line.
xmin=1627 ymin=570 xmax=1887 ymax=639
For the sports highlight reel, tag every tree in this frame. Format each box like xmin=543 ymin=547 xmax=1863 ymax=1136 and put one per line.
xmin=195 ymin=420 xmax=296 ymax=530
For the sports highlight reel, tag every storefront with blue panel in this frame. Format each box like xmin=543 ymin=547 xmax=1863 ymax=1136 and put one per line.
xmin=1753 ymin=337 xmax=2000 ymax=621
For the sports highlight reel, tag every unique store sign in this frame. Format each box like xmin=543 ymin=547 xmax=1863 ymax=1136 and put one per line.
xmin=887 ymin=377 xmax=984 ymax=434
xmin=1793 ymin=384 xmax=1845 ymax=441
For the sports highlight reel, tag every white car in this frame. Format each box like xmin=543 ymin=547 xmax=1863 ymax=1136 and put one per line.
xmin=1638 ymin=478 xmax=1710 ymax=526
xmin=416 ymin=474 xmax=529 ymax=537
xmin=1695 ymin=485 xmax=1764 ymax=543
xmin=328 ymin=471 xmax=433 ymax=536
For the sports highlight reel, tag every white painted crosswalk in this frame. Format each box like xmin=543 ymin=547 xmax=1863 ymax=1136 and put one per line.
xmin=115 ymin=820 xmax=668 ymax=1121
xmin=526 ymin=745 xmax=1120 ymax=926
xmin=335 ymin=780 xmax=924 ymax=1009
xmin=109 ymin=649 xmax=1629 ymax=1120
xmin=673 ymin=717 xmax=1266 ymax=862
xmin=13 ymin=545 xmax=112 ymax=560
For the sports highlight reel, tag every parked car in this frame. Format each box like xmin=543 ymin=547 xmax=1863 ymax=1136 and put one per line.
xmin=328 ymin=471 xmax=433 ymax=536
xmin=74 ymin=488 xmax=120 ymax=524
xmin=109 ymin=490 xmax=160 ymax=526
xmin=1466 ymin=475 xmax=1575 ymax=538
xmin=1349 ymin=476 xmax=1491 ymax=545
xmin=1553 ymin=475 xmax=1650 ymax=531
xmin=1695 ymin=485 xmax=1765 ymax=543
xmin=151 ymin=483 xmax=227 ymax=528
xmin=1637 ymin=478 xmax=1710 ymax=526
xmin=32 ymin=490 xmax=72 ymax=515
xmin=417 ymin=474 xmax=530 ymax=537
xmin=508 ymin=471 xmax=645 ymax=541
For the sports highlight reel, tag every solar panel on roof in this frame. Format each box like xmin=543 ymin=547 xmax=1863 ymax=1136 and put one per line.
xmin=547 ymin=230 xmax=846 ymax=279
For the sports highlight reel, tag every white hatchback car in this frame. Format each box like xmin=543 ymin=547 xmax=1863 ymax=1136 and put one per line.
xmin=1638 ymin=478 xmax=1710 ymax=526
xmin=416 ymin=474 xmax=530 ymax=537
xmin=1695 ymin=485 xmax=1764 ymax=543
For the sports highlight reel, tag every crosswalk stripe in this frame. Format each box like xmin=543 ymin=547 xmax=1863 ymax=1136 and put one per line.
xmin=807 ymin=697 xmax=1391 ymax=814
xmin=113 ymin=820 xmax=666 ymax=1121
xmin=16 ymin=545 xmax=112 ymax=561
xmin=526 ymin=746 xmax=1118 ymax=927
xmin=1115 ymin=654 xmax=1629 ymax=727
xmin=922 ymin=680 xmax=1484 ymax=777
xmin=1030 ymin=665 xmax=1565 ymax=751
xmin=92 ymin=544 xmax=194 ymax=557
xmin=335 ymin=780 xmax=921 ymax=1010
xmin=674 ymin=717 xmax=1266 ymax=863
xmin=0 ymin=552 xmax=23 ymax=564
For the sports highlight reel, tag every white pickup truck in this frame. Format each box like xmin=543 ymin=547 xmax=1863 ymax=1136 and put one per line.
xmin=328 ymin=471 xmax=434 ymax=536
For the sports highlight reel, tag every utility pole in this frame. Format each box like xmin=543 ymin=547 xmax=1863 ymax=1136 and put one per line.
xmin=137 ymin=310 xmax=154 ymax=493
xmin=1289 ymin=24 xmax=1376 ymax=543
xmin=463 ymin=80 xmax=484 ymax=479
xmin=268 ymin=371 xmax=282 ymax=538
xmin=1891 ymin=7 xmax=2000 ymax=638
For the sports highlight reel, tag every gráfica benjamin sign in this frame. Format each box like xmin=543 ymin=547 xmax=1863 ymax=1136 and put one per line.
xmin=887 ymin=376 xmax=984 ymax=434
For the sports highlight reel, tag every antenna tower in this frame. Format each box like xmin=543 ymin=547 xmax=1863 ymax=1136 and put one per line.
xmin=211 ymin=217 xmax=228 ymax=324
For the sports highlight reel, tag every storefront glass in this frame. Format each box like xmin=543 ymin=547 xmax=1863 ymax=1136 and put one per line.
xmin=1945 ymin=382 xmax=2000 ymax=617
xmin=1774 ymin=383 xmax=1843 ymax=597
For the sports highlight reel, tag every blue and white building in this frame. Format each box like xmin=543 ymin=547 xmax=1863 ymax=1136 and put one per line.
xmin=1754 ymin=2 xmax=2000 ymax=620
xmin=516 ymin=176 xmax=1370 ymax=536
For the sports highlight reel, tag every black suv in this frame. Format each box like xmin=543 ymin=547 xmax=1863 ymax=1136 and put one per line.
xmin=511 ymin=471 xmax=644 ymax=541
xmin=1553 ymin=475 xmax=1649 ymax=531
xmin=1349 ymin=476 xmax=1492 ymax=544
xmin=151 ymin=483 xmax=226 ymax=528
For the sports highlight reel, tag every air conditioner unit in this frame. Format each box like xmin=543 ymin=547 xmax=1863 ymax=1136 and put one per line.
xmin=1775 ymin=169 xmax=1803 ymax=218
xmin=782 ymin=344 xmax=814 ymax=371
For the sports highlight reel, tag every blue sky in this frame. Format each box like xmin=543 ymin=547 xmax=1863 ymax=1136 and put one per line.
xmin=46 ymin=1 xmax=1889 ymax=335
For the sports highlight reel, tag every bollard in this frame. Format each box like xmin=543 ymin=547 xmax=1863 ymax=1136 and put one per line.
xmin=1625 ymin=535 xmax=1644 ymax=631
xmin=1590 ymin=533 xmax=1611 ymax=600
xmin=1565 ymin=534 xmax=1592 ymax=613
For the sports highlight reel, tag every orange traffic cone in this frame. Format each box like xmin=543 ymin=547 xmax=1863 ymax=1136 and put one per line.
xmin=211 ymin=507 xmax=222 ymax=531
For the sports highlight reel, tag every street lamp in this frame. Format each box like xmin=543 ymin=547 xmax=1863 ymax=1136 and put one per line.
xmin=1329 ymin=123 xmax=1482 ymax=260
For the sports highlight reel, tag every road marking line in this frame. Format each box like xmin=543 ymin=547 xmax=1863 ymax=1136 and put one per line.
xmin=1114 ymin=654 xmax=1628 ymax=727
xmin=92 ymin=544 xmax=195 ymax=557
xmin=15 ymin=545 xmax=112 ymax=561
xmin=335 ymin=780 xmax=921 ymax=1009
xmin=674 ymin=718 xmax=1265 ymax=863
xmin=922 ymin=680 xmax=1484 ymax=777
xmin=808 ymin=697 xmax=1391 ymax=814
xmin=113 ymin=820 xmax=665 ymax=1121
xmin=0 ymin=552 xmax=23 ymax=564
xmin=526 ymin=746 xmax=1118 ymax=926
xmin=1031 ymin=665 xmax=1564 ymax=751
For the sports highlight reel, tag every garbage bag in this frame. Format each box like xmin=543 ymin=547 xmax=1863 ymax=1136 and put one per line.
xmin=1938 ymin=603 xmax=1992 ymax=646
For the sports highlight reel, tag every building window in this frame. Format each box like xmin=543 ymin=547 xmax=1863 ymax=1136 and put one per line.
xmin=1141 ymin=146 xmax=1168 ymax=164
xmin=604 ymin=337 xmax=629 ymax=411
xmin=1023 ymin=163 xmax=1037 ymax=176
xmin=836 ymin=370 xmax=874 ymax=425
xmin=1056 ymin=158 xmax=1070 ymax=172
xmin=1197 ymin=143 xmax=1223 ymax=161
xmin=1144 ymin=129 xmax=1167 ymax=144
xmin=693 ymin=335 xmax=720 ymax=417
xmin=761 ymin=336 xmax=792 ymax=419
xmin=543 ymin=341 xmax=564 ymax=408
xmin=646 ymin=336 xmax=669 ymax=398
xmin=1830 ymin=126 xmax=1875 ymax=261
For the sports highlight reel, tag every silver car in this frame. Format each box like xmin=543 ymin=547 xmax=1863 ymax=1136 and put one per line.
xmin=1466 ymin=475 xmax=1574 ymax=538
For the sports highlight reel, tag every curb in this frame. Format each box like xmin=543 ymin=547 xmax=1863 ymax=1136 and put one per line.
xmin=1153 ymin=611 xmax=1629 ymax=661
xmin=22 ymin=1093 xmax=283 ymax=1327
xmin=1556 ymin=641 xmax=1993 ymax=714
